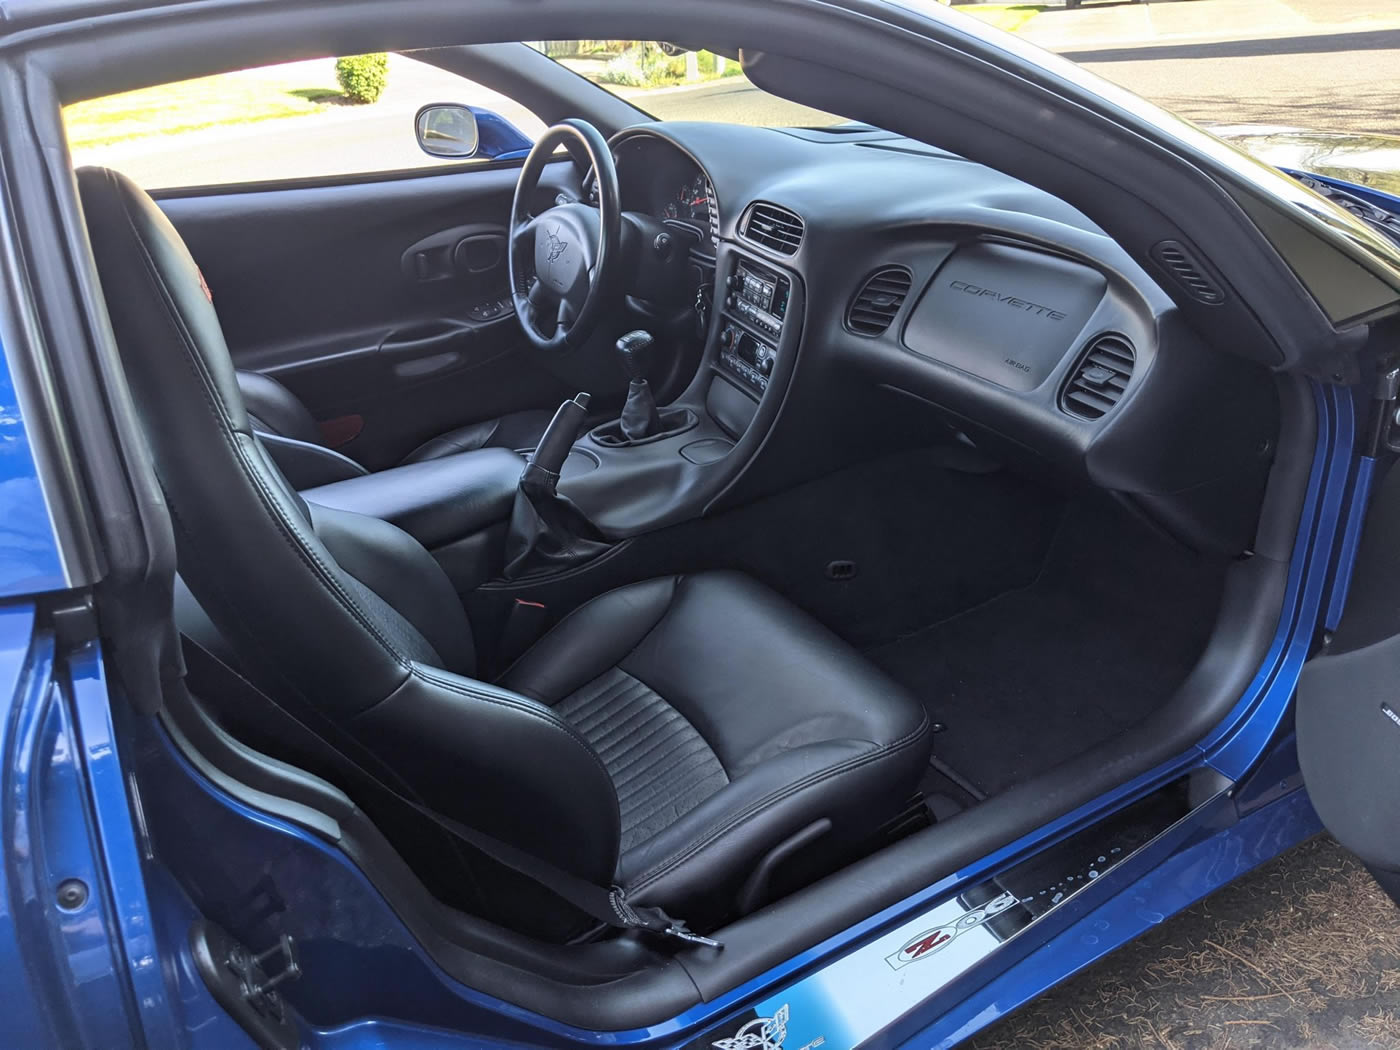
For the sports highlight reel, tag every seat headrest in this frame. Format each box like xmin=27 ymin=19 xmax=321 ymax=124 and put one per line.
xmin=76 ymin=166 xmax=252 ymax=437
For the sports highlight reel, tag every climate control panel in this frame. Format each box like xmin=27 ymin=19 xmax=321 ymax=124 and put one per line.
xmin=719 ymin=323 xmax=777 ymax=394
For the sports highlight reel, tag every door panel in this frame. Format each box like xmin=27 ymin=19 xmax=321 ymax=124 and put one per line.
xmin=1297 ymin=458 xmax=1400 ymax=877
xmin=157 ymin=164 xmax=589 ymax=469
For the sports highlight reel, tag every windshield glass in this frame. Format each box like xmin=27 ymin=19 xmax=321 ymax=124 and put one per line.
xmin=532 ymin=42 xmax=844 ymax=127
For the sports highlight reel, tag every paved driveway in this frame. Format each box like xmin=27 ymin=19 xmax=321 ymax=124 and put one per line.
xmin=1011 ymin=0 xmax=1400 ymax=135
xmin=1022 ymin=0 xmax=1309 ymax=51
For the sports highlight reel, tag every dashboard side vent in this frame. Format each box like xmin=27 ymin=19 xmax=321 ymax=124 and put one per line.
xmin=742 ymin=202 xmax=804 ymax=255
xmin=1151 ymin=240 xmax=1225 ymax=305
xmin=846 ymin=267 xmax=913 ymax=335
xmin=1061 ymin=334 xmax=1135 ymax=420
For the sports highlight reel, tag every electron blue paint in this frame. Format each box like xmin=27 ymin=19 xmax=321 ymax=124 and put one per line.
xmin=1 ymin=612 xmax=155 ymax=1047
xmin=468 ymin=106 xmax=535 ymax=161
xmin=1282 ymin=167 xmax=1400 ymax=216
xmin=37 ymin=662 xmax=145 ymax=1045
xmin=910 ymin=788 xmax=1323 ymax=1049
xmin=68 ymin=644 xmax=182 ymax=1049
xmin=0 ymin=332 xmax=67 ymax=596
xmin=0 ymin=605 xmax=66 ymax=1049
xmin=1324 ymin=453 xmax=1375 ymax=631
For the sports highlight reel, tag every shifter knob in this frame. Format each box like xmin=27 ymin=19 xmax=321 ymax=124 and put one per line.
xmin=616 ymin=330 xmax=655 ymax=382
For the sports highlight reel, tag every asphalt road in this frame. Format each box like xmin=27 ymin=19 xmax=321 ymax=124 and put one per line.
xmin=1063 ymin=26 xmax=1400 ymax=136
xmin=639 ymin=23 xmax=1400 ymax=138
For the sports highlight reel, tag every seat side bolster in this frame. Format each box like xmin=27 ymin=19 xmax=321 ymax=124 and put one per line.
xmin=352 ymin=664 xmax=622 ymax=886
xmin=497 ymin=576 xmax=682 ymax=701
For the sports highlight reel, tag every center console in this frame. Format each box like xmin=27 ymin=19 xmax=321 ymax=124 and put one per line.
xmin=718 ymin=258 xmax=791 ymax=396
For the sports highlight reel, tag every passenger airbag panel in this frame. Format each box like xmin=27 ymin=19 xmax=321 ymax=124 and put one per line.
xmin=903 ymin=242 xmax=1107 ymax=391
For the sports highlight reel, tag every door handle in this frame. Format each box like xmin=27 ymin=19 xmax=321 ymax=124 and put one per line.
xmin=376 ymin=320 xmax=472 ymax=357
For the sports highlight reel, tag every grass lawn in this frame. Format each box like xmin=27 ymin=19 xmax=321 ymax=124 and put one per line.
xmin=960 ymin=4 xmax=1046 ymax=33
xmin=64 ymin=62 xmax=346 ymax=150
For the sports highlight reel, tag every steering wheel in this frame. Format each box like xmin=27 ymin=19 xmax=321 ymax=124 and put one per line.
xmin=508 ymin=119 xmax=621 ymax=352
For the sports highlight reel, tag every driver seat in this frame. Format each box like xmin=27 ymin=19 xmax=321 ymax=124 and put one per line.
xmin=77 ymin=165 xmax=933 ymax=939
xmin=235 ymin=366 xmax=558 ymax=491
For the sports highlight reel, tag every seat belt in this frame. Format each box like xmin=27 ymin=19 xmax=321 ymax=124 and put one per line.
xmin=178 ymin=637 xmax=721 ymax=950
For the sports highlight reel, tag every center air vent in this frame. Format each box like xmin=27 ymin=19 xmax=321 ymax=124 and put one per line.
xmin=847 ymin=267 xmax=913 ymax=334
xmin=742 ymin=202 xmax=804 ymax=255
xmin=1061 ymin=334 xmax=1135 ymax=420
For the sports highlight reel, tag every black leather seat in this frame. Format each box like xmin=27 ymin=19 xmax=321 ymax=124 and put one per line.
xmin=77 ymin=166 xmax=932 ymax=938
xmin=235 ymin=366 xmax=557 ymax=491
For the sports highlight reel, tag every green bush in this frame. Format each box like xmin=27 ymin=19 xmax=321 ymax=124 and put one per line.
xmin=335 ymin=53 xmax=389 ymax=104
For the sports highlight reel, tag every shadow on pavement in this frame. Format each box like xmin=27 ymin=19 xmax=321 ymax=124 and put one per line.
xmin=1062 ymin=27 xmax=1400 ymax=64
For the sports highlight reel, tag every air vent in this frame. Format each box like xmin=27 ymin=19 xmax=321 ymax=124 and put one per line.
xmin=742 ymin=202 xmax=804 ymax=255
xmin=706 ymin=180 xmax=720 ymax=246
xmin=1061 ymin=334 xmax=1135 ymax=420
xmin=846 ymin=267 xmax=913 ymax=335
xmin=1151 ymin=240 xmax=1225 ymax=305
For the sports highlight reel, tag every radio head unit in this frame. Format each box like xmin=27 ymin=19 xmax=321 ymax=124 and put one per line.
xmin=727 ymin=259 xmax=790 ymax=338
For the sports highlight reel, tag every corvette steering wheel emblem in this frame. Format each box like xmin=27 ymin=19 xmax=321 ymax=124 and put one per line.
xmin=546 ymin=225 xmax=569 ymax=264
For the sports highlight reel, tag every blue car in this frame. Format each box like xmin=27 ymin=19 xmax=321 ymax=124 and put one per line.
xmin=3 ymin=4 xmax=1400 ymax=1049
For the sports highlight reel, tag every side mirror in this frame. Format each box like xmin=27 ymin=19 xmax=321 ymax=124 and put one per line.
xmin=415 ymin=104 xmax=480 ymax=159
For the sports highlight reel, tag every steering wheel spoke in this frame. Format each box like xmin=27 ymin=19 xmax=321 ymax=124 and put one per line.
xmin=555 ymin=296 xmax=576 ymax=337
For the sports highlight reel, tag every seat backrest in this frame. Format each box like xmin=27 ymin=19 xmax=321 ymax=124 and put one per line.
xmin=76 ymin=167 xmax=620 ymax=929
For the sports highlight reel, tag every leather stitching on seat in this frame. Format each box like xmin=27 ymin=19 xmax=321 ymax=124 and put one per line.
xmin=624 ymin=710 xmax=931 ymax=894
xmin=556 ymin=668 xmax=728 ymax=852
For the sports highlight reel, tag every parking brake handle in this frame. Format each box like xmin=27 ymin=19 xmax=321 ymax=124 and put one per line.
xmin=504 ymin=392 xmax=607 ymax=580
xmin=528 ymin=392 xmax=591 ymax=486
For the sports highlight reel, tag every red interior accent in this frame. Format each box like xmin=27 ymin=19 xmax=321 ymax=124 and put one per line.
xmin=514 ymin=600 xmax=547 ymax=609
xmin=318 ymin=415 xmax=364 ymax=448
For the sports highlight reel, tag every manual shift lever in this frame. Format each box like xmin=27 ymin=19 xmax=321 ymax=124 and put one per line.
xmin=617 ymin=330 xmax=663 ymax=441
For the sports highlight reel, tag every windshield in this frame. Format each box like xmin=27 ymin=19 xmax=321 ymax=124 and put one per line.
xmin=532 ymin=42 xmax=844 ymax=128
xmin=538 ymin=18 xmax=1400 ymax=204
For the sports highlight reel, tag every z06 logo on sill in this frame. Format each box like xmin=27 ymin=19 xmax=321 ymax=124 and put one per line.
xmin=885 ymin=891 xmax=1018 ymax=970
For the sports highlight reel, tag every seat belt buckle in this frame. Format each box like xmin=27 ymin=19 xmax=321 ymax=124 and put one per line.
xmin=609 ymin=888 xmax=723 ymax=950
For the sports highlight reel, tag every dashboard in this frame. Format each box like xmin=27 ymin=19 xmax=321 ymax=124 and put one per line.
xmin=598 ymin=121 xmax=1278 ymax=556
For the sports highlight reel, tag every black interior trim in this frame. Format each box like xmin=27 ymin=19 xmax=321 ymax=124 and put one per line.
xmin=143 ymin=373 xmax=1315 ymax=1030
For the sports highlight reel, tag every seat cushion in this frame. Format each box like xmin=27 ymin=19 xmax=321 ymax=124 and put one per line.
xmin=499 ymin=571 xmax=931 ymax=917
xmin=401 ymin=409 xmax=558 ymax=464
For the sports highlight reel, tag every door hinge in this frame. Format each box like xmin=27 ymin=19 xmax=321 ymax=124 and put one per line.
xmin=189 ymin=920 xmax=301 ymax=1050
